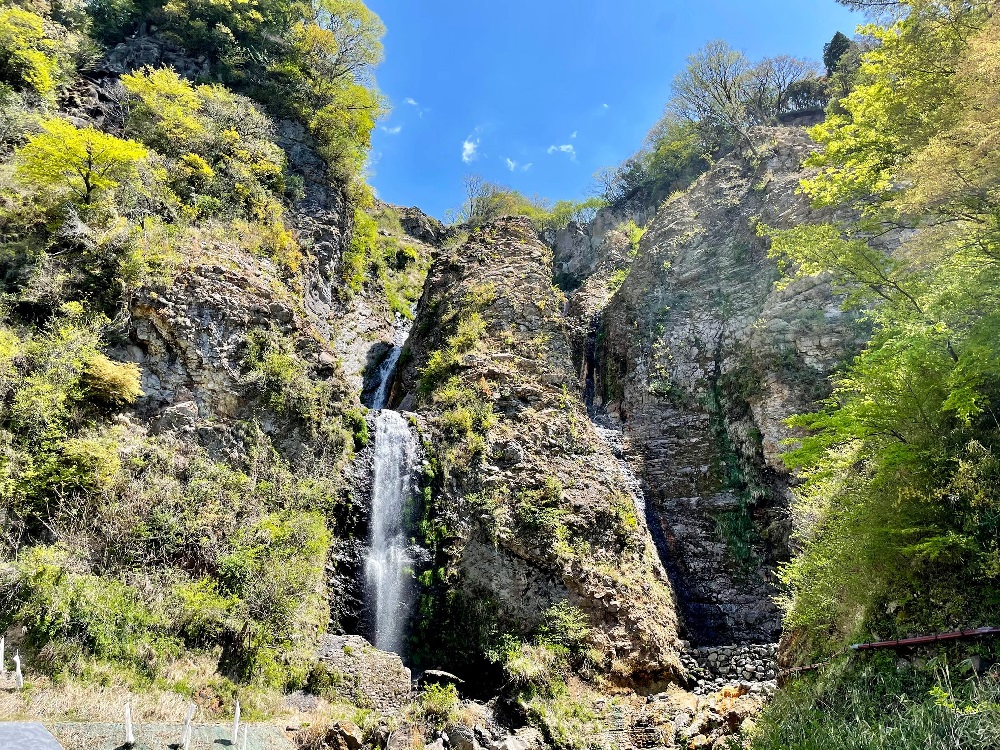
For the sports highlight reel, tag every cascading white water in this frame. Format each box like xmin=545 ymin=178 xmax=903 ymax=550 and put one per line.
xmin=364 ymin=409 xmax=416 ymax=655
xmin=369 ymin=346 xmax=402 ymax=411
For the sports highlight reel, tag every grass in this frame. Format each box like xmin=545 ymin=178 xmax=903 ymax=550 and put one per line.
xmin=750 ymin=658 xmax=1000 ymax=750
xmin=0 ymin=654 xmax=276 ymax=723
xmin=520 ymin=679 xmax=614 ymax=750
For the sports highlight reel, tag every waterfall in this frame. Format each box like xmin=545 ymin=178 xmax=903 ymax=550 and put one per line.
xmin=364 ymin=409 xmax=417 ymax=655
xmin=370 ymin=346 xmax=402 ymax=411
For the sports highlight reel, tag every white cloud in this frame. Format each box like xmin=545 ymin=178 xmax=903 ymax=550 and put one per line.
xmin=403 ymin=97 xmax=428 ymax=117
xmin=505 ymin=157 xmax=517 ymax=172
xmin=602 ymin=103 xmax=609 ymax=109
xmin=462 ymin=138 xmax=479 ymax=163
xmin=571 ymin=131 xmax=578 ymax=139
xmin=521 ymin=163 xmax=533 ymax=172
xmin=380 ymin=125 xmax=402 ymax=135
xmin=547 ymin=144 xmax=576 ymax=160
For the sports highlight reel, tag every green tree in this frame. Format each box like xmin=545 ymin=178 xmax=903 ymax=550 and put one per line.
xmin=765 ymin=0 xmax=1000 ymax=653
xmin=668 ymin=40 xmax=819 ymax=153
xmin=823 ymin=31 xmax=853 ymax=75
xmin=0 ymin=7 xmax=60 ymax=96
xmin=15 ymin=119 xmax=148 ymax=205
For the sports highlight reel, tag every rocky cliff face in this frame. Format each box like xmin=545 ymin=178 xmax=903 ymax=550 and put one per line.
xmin=394 ymin=218 xmax=682 ymax=689
xmin=593 ymin=127 xmax=866 ymax=645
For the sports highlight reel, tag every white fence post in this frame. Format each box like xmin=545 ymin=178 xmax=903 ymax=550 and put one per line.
xmin=181 ymin=702 xmax=196 ymax=750
xmin=125 ymin=702 xmax=135 ymax=745
xmin=13 ymin=651 xmax=23 ymax=689
xmin=232 ymin=699 xmax=241 ymax=744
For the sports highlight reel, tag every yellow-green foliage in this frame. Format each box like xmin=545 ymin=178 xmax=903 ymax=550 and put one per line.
xmin=598 ymin=115 xmax=708 ymax=208
xmin=434 ymin=377 xmax=496 ymax=440
xmin=606 ymin=268 xmax=628 ymax=292
xmin=420 ymin=284 xmax=496 ymax=394
xmin=151 ymin=0 xmax=385 ymax=181
xmin=122 ymin=67 xmax=289 ymax=222
xmin=494 ymin=604 xmax=601 ymax=750
xmin=82 ymin=353 xmax=144 ymax=407
xmin=522 ymin=684 xmax=608 ymax=750
xmin=15 ymin=118 xmax=148 ymax=206
xmin=504 ymin=642 xmax=561 ymax=689
xmin=0 ymin=7 xmax=61 ymax=96
xmin=418 ymin=683 xmax=459 ymax=729
xmin=3 ymin=510 xmax=331 ymax=685
xmin=0 ymin=310 xmax=342 ymax=686
xmin=623 ymin=219 xmax=646 ymax=253
xmin=310 ymin=84 xmax=381 ymax=181
xmin=242 ymin=328 xmax=347 ymax=436
xmin=343 ymin=205 xmax=378 ymax=291
xmin=8 ymin=546 xmax=180 ymax=674
xmin=342 ymin=201 xmax=431 ymax=305
xmin=766 ymin=1 xmax=1000 ymax=654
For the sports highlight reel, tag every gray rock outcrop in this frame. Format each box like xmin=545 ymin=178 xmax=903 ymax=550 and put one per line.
xmin=594 ymin=127 xmax=867 ymax=644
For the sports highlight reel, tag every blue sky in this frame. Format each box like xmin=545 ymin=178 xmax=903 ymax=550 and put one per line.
xmin=365 ymin=0 xmax=861 ymax=220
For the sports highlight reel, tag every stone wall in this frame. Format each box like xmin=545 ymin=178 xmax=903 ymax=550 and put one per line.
xmin=316 ymin=635 xmax=413 ymax=713
xmin=682 ymin=644 xmax=779 ymax=695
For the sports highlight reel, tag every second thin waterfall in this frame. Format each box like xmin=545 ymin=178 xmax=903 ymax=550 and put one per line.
xmin=365 ymin=410 xmax=417 ymax=655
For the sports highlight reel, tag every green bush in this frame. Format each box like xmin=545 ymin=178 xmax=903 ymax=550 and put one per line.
xmin=82 ymin=352 xmax=144 ymax=407
xmin=122 ymin=67 xmax=289 ymax=222
xmin=342 ymin=205 xmax=378 ymax=291
xmin=15 ymin=118 xmax=148 ymax=207
xmin=419 ymin=683 xmax=459 ymax=728
xmin=5 ymin=546 xmax=181 ymax=676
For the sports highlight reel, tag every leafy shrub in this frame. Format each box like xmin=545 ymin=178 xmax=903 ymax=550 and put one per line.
xmin=305 ymin=660 xmax=347 ymax=697
xmin=536 ymin=603 xmax=591 ymax=654
xmin=419 ymin=683 xmax=459 ymax=728
xmin=342 ymin=205 xmax=377 ymax=291
xmin=515 ymin=478 xmax=569 ymax=546
xmin=82 ymin=352 xmax=144 ymax=407
xmin=766 ymin=3 xmax=1000 ymax=655
xmin=242 ymin=329 xmax=345 ymax=432
xmin=172 ymin=577 xmax=239 ymax=646
xmin=5 ymin=546 xmax=180 ymax=675
xmin=504 ymin=641 xmax=561 ymax=689
xmin=122 ymin=67 xmax=289 ymax=222
xmin=606 ymin=268 xmax=628 ymax=292
xmin=0 ymin=7 xmax=61 ymax=96
xmin=595 ymin=116 xmax=707 ymax=209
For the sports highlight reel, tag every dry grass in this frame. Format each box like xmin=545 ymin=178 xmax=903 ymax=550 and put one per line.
xmin=0 ymin=676 xmax=192 ymax=723
xmin=0 ymin=654 xmax=388 ymax=750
